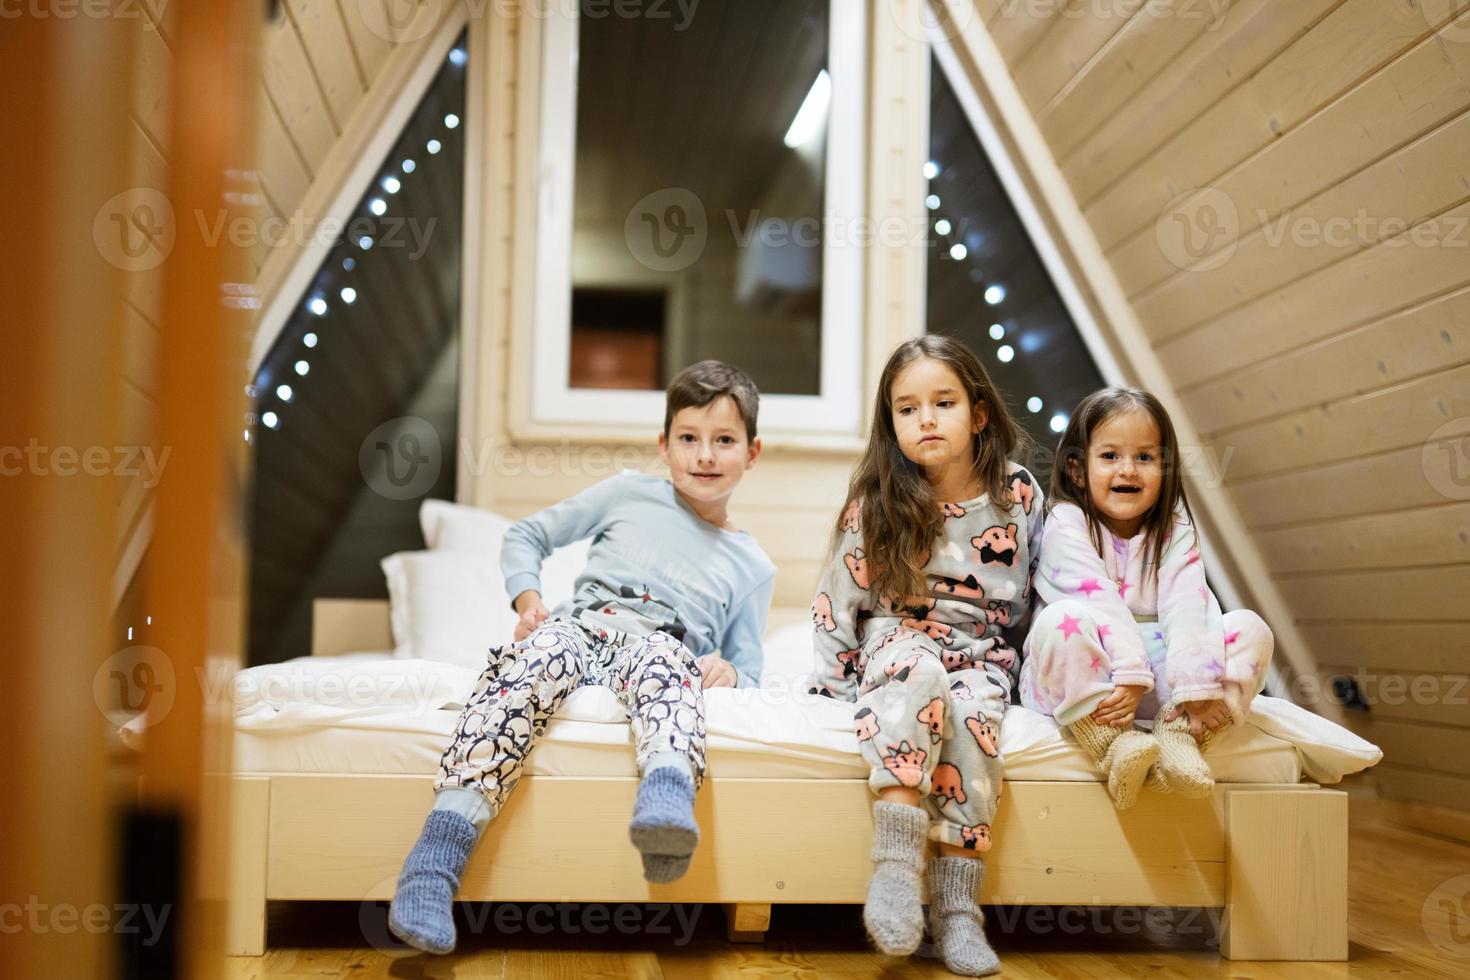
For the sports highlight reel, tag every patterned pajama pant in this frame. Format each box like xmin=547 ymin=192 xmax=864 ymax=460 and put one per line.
xmin=1020 ymin=599 xmax=1275 ymax=727
xmin=435 ymin=597 xmax=707 ymax=820
xmin=856 ymin=630 xmax=1009 ymax=852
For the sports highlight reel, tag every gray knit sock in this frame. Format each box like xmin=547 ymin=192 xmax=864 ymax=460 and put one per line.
xmin=928 ymin=856 xmax=1000 ymax=976
xmin=863 ymin=801 xmax=928 ymax=956
xmin=388 ymin=809 xmax=479 ymax=954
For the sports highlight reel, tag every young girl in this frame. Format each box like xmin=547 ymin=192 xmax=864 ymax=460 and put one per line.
xmin=808 ymin=336 xmax=1043 ymax=977
xmin=1020 ymin=386 xmax=1274 ymax=809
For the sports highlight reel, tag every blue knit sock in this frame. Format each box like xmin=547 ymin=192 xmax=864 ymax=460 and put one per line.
xmin=388 ymin=809 xmax=479 ymax=954
xmin=628 ymin=766 xmax=699 ymax=884
xmin=640 ymin=852 xmax=691 ymax=883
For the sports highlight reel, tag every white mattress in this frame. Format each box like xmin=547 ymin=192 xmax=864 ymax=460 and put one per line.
xmin=226 ymin=664 xmax=1374 ymax=788
xmin=232 ymin=694 xmax=1307 ymax=783
xmin=183 ymin=621 xmax=1379 ymax=785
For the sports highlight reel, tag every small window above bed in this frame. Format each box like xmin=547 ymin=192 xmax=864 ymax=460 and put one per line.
xmin=525 ymin=0 xmax=867 ymax=436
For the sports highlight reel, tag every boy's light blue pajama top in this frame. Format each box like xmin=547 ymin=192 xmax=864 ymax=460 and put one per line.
xmin=434 ymin=471 xmax=776 ymax=828
xmin=499 ymin=470 xmax=776 ymax=686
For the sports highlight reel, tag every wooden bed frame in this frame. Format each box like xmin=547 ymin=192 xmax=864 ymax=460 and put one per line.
xmin=224 ymin=601 xmax=1349 ymax=961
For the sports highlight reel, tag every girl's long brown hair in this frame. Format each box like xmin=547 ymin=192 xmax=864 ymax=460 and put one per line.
xmin=832 ymin=336 xmax=1028 ymax=605
xmin=1048 ymin=386 xmax=1195 ymax=590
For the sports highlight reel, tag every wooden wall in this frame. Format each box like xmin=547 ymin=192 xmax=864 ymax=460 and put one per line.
xmin=254 ymin=0 xmax=402 ymax=267
xmin=974 ymin=0 xmax=1470 ymax=809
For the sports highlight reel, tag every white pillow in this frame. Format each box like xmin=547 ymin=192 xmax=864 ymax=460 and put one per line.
xmin=419 ymin=498 xmax=513 ymax=552
xmin=761 ymin=620 xmax=816 ymax=690
xmin=380 ymin=550 xmax=518 ymax=666
xmin=418 ymin=498 xmax=591 ymax=608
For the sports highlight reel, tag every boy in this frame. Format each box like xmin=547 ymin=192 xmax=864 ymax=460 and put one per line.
xmin=389 ymin=360 xmax=776 ymax=954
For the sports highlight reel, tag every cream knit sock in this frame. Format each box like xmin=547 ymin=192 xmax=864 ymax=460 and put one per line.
xmin=1152 ymin=702 xmax=1215 ymax=798
xmin=1068 ymin=715 xmax=1160 ymax=810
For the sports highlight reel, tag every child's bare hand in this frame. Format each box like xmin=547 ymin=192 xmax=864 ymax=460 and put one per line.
xmin=512 ymin=591 xmax=549 ymax=642
xmin=1092 ymin=683 xmax=1148 ymax=728
xmin=1164 ymin=699 xmax=1230 ymax=741
xmin=695 ymin=654 xmax=737 ymax=689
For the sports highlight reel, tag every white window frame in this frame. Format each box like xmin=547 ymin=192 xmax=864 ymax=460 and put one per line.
xmin=528 ymin=0 xmax=868 ymax=436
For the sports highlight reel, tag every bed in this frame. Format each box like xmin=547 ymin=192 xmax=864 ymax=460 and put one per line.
xmin=210 ymin=597 xmax=1381 ymax=961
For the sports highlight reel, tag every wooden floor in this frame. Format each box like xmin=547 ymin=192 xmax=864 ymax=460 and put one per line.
xmin=226 ymin=795 xmax=1470 ymax=979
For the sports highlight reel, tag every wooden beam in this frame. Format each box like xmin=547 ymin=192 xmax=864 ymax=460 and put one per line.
xmin=0 ymin=10 xmax=130 ymax=976
xmin=138 ymin=0 xmax=260 ymax=974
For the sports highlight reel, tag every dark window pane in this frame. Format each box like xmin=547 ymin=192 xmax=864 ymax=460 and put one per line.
xmin=571 ymin=287 xmax=667 ymax=389
xmin=572 ymin=0 xmax=828 ymax=395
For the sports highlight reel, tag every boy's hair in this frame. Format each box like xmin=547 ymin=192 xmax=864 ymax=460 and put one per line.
xmin=835 ymin=335 xmax=1031 ymax=605
xmin=1048 ymin=385 xmax=1196 ymax=591
xmin=663 ymin=360 xmax=760 ymax=441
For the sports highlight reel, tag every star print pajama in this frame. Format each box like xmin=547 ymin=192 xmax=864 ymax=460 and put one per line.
xmin=1019 ymin=501 xmax=1275 ymax=727
xmin=807 ymin=464 xmax=1047 ymax=853
xmin=435 ymin=585 xmax=707 ymax=819
xmin=1022 ymin=603 xmax=1273 ymax=726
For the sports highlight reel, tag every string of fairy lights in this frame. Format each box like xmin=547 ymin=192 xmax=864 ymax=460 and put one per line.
xmin=244 ymin=49 xmax=1067 ymax=442
xmin=924 ymin=158 xmax=1068 ymax=436
xmin=245 ymin=42 xmax=468 ymax=444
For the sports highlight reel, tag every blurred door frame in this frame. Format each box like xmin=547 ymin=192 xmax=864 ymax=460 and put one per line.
xmin=0 ymin=2 xmax=257 ymax=977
